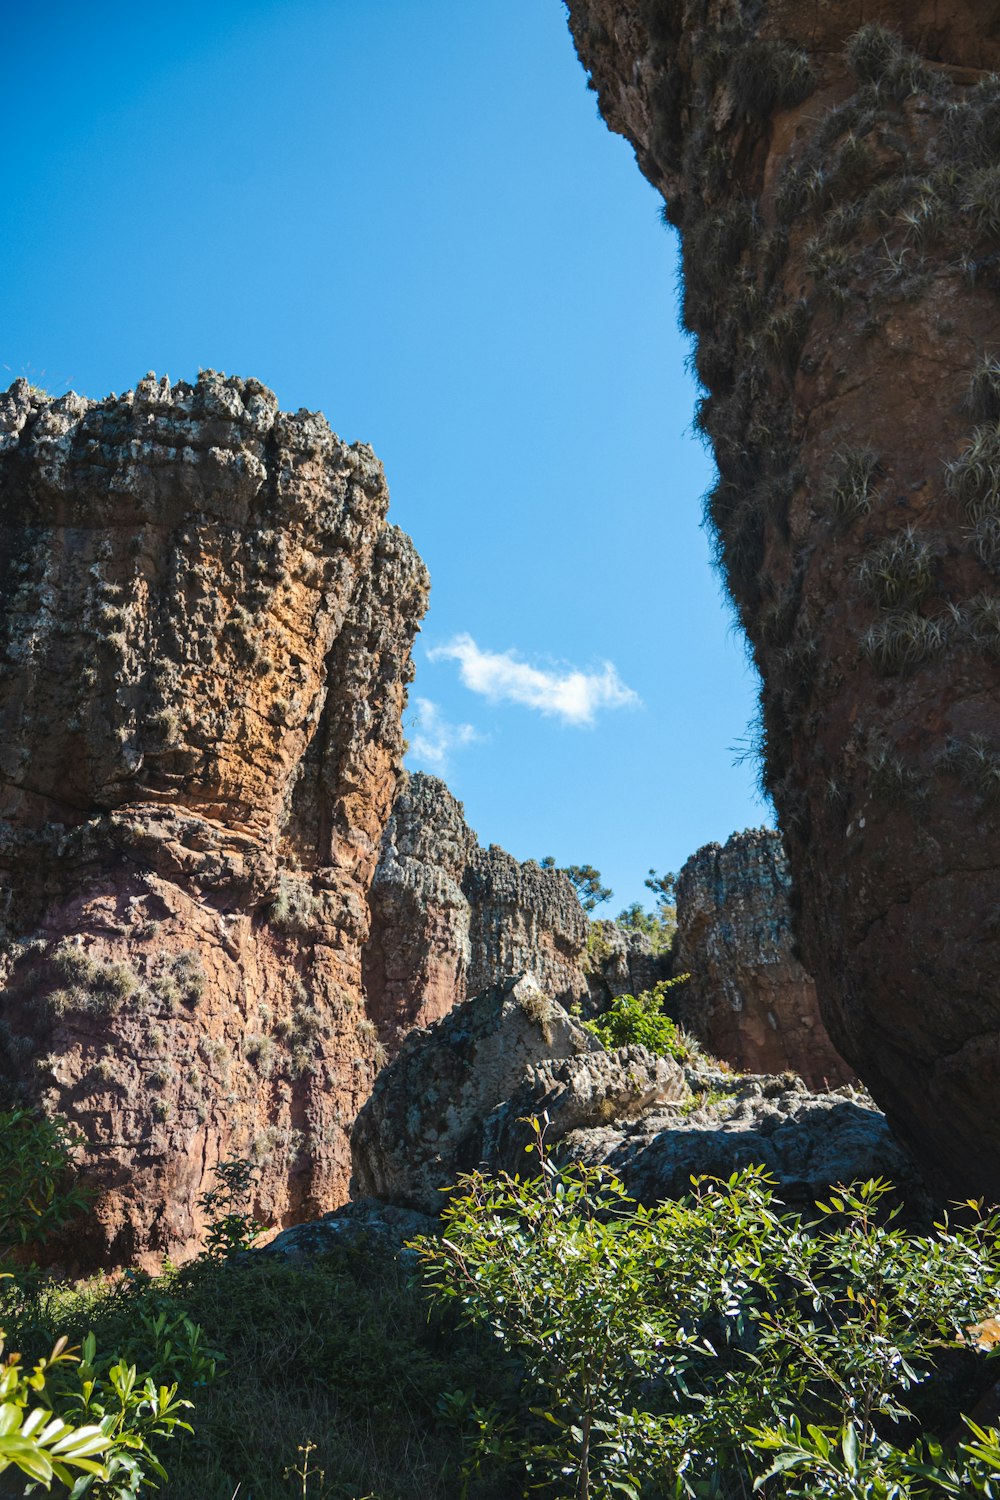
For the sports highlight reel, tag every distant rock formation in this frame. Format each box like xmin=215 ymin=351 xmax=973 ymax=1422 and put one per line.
xmin=362 ymin=775 xmax=590 ymax=1051
xmin=584 ymin=919 xmax=671 ymax=1017
xmin=0 ymin=372 xmax=428 ymax=1267
xmin=350 ymin=976 xmax=924 ymax=1217
xmin=464 ymin=844 xmax=590 ymax=1010
xmin=673 ymin=831 xmax=851 ymax=1088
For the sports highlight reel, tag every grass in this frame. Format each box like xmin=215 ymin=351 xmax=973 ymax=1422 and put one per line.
xmin=857 ymin=527 xmax=934 ymax=608
xmin=945 ymin=424 xmax=1000 ymax=520
xmin=3 ymin=1248 xmax=518 ymax=1500
xmin=824 ymin=447 xmax=881 ymax=523
xmin=860 ymin=611 xmax=950 ymax=675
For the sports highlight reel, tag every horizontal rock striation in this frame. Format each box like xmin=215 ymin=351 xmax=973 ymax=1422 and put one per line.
xmin=673 ymin=830 xmax=851 ymax=1086
xmin=0 ymin=371 xmax=428 ymax=1266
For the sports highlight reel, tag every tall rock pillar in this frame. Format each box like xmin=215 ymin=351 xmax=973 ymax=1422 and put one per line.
xmin=566 ymin=2 xmax=1000 ymax=1193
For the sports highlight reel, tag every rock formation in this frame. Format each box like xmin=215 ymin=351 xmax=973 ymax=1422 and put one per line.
xmin=363 ymin=774 xmax=590 ymax=1050
xmin=583 ymin=917 xmax=671 ymax=1016
xmin=362 ymin=774 xmax=477 ymax=1051
xmin=673 ymin=829 xmax=850 ymax=1086
xmin=0 ymin=372 xmax=428 ymax=1266
xmin=464 ymin=844 xmax=590 ymax=1009
xmin=350 ymin=975 xmax=923 ymax=1217
xmin=565 ymin=3 xmax=1000 ymax=1195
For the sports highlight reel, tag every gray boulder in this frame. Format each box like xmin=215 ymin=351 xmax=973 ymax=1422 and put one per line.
xmin=351 ymin=974 xmax=610 ymax=1212
xmin=564 ymin=1069 xmax=928 ymax=1209
xmin=261 ymin=1197 xmax=437 ymax=1262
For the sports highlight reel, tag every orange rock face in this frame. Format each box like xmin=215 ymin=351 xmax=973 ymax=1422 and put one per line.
xmin=0 ymin=372 xmax=428 ymax=1266
xmin=566 ymin=3 xmax=1000 ymax=1194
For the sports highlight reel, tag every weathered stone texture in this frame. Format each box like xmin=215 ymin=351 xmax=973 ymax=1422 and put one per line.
xmin=0 ymin=371 xmax=428 ymax=1266
xmin=565 ymin=2 xmax=1000 ymax=1194
xmin=350 ymin=973 xmax=923 ymax=1217
xmin=351 ymin=974 xmax=605 ymax=1213
xmin=584 ymin=918 xmax=671 ymax=1016
xmin=673 ymin=830 xmax=851 ymax=1086
xmin=464 ymin=844 xmax=590 ymax=1008
xmin=363 ymin=774 xmax=476 ymax=1052
xmin=362 ymin=775 xmax=591 ymax=1047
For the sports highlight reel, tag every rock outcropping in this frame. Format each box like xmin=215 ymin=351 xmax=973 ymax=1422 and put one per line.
xmin=673 ymin=830 xmax=850 ymax=1087
xmin=350 ymin=975 xmax=923 ymax=1217
xmin=363 ymin=775 xmax=590 ymax=1051
xmin=0 ymin=372 xmax=428 ymax=1266
xmin=583 ymin=918 xmax=671 ymax=1017
xmin=565 ymin=4 xmax=1000 ymax=1194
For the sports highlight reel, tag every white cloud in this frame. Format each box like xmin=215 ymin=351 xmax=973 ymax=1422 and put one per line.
xmin=406 ymin=697 xmax=480 ymax=772
xmin=426 ymin=633 xmax=640 ymax=727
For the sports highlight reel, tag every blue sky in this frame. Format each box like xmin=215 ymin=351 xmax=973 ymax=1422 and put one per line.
xmin=1 ymin=0 xmax=768 ymax=911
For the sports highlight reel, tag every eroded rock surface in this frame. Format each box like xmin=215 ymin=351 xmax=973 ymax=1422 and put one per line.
xmin=584 ymin=918 xmax=671 ymax=1017
xmin=566 ymin=1071 xmax=924 ymax=1210
xmin=565 ymin=3 xmax=1000 ymax=1193
xmin=0 ymin=372 xmax=428 ymax=1266
xmin=363 ymin=775 xmax=590 ymax=1050
xmin=673 ymin=830 xmax=850 ymax=1086
xmin=351 ymin=974 xmax=604 ymax=1212
xmin=350 ymin=973 xmax=923 ymax=1217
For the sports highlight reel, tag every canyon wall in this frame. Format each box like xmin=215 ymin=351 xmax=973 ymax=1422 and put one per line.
xmin=673 ymin=829 xmax=850 ymax=1086
xmin=363 ymin=773 xmax=590 ymax=1049
xmin=565 ymin=1 xmax=1000 ymax=1193
xmin=0 ymin=372 xmax=428 ymax=1266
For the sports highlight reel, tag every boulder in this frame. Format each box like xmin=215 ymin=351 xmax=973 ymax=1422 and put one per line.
xmin=350 ymin=974 xmax=602 ymax=1212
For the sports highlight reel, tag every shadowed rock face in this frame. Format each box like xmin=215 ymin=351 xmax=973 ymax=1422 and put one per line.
xmin=363 ymin=775 xmax=590 ymax=1049
xmin=674 ymin=829 xmax=851 ymax=1087
xmin=565 ymin=2 xmax=1000 ymax=1195
xmin=0 ymin=372 xmax=428 ymax=1266
xmin=350 ymin=973 xmax=923 ymax=1217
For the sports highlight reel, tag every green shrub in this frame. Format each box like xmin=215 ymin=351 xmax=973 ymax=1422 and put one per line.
xmin=583 ymin=979 xmax=694 ymax=1062
xmin=0 ymin=1109 xmax=91 ymax=1261
xmin=417 ymin=1134 xmax=1000 ymax=1500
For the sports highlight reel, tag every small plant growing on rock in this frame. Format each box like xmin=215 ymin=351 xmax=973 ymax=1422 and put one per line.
xmin=583 ymin=978 xmax=694 ymax=1062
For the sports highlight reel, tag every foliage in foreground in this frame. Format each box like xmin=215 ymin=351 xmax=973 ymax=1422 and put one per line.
xmin=416 ymin=1124 xmax=1000 ymax=1500
xmin=0 ymin=1108 xmax=203 ymax=1497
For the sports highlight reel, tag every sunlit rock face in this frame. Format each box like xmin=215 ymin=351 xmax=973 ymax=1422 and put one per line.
xmin=674 ymin=830 xmax=851 ymax=1087
xmin=566 ymin=1 xmax=1000 ymax=1196
xmin=363 ymin=774 xmax=590 ymax=1053
xmin=0 ymin=371 xmax=428 ymax=1267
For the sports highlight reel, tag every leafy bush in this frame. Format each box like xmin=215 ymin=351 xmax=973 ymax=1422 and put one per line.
xmin=0 ymin=1108 xmax=202 ymax=1496
xmin=583 ymin=979 xmax=694 ymax=1062
xmin=417 ymin=1127 xmax=1000 ymax=1500
xmin=0 ymin=1109 xmax=92 ymax=1262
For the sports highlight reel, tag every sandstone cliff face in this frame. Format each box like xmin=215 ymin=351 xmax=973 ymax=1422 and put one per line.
xmin=566 ymin=2 xmax=1000 ymax=1195
xmin=362 ymin=774 xmax=477 ymax=1051
xmin=362 ymin=774 xmax=590 ymax=1046
xmin=673 ymin=829 xmax=851 ymax=1086
xmin=0 ymin=372 xmax=428 ymax=1266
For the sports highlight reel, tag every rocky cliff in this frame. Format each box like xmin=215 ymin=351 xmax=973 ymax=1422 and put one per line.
xmin=674 ymin=829 xmax=851 ymax=1086
xmin=0 ymin=372 xmax=428 ymax=1266
xmin=363 ymin=774 xmax=590 ymax=1048
xmin=565 ymin=3 xmax=1000 ymax=1195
